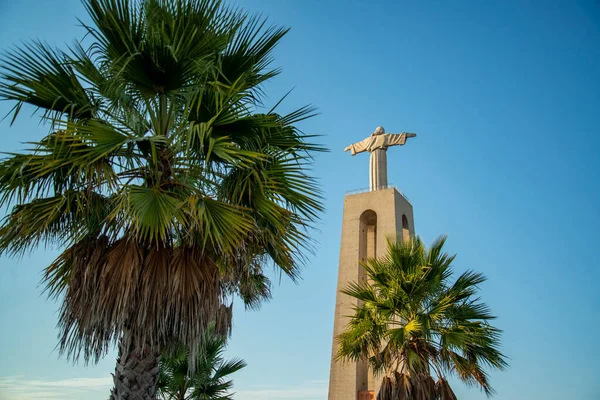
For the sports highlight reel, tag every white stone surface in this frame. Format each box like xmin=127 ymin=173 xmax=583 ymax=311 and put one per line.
xmin=344 ymin=127 xmax=416 ymax=191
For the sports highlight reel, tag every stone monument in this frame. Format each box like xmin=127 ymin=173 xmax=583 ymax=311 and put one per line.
xmin=329 ymin=126 xmax=416 ymax=400
xmin=344 ymin=126 xmax=416 ymax=191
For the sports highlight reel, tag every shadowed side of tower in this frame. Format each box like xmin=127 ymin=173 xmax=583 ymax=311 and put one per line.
xmin=328 ymin=187 xmax=415 ymax=400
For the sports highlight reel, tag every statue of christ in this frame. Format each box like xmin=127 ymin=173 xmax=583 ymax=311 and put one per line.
xmin=344 ymin=126 xmax=416 ymax=191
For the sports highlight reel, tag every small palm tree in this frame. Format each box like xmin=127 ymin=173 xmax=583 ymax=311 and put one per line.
xmin=0 ymin=0 xmax=323 ymax=398
xmin=337 ymin=236 xmax=507 ymax=400
xmin=157 ymin=326 xmax=245 ymax=400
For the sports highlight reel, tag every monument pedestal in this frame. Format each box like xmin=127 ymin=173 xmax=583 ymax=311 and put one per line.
xmin=328 ymin=186 xmax=415 ymax=400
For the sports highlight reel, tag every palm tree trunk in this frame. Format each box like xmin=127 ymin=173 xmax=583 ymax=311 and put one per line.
xmin=110 ymin=333 xmax=161 ymax=400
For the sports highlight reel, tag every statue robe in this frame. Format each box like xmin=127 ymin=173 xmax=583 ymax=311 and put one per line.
xmin=346 ymin=133 xmax=410 ymax=191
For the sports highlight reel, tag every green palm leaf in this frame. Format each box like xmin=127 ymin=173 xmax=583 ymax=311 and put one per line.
xmin=0 ymin=41 xmax=94 ymax=122
xmin=337 ymin=237 xmax=507 ymax=399
xmin=158 ymin=325 xmax=246 ymax=400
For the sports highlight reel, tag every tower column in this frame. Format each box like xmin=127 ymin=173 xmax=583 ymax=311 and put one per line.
xmin=328 ymin=187 xmax=415 ymax=400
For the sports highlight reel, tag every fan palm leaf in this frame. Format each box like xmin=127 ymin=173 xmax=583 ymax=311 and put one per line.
xmin=157 ymin=325 xmax=246 ymax=400
xmin=337 ymin=236 xmax=507 ymax=399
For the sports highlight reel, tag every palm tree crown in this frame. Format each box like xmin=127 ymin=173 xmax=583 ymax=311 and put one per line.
xmin=337 ymin=236 xmax=507 ymax=400
xmin=0 ymin=0 xmax=323 ymax=397
xmin=157 ymin=326 xmax=245 ymax=400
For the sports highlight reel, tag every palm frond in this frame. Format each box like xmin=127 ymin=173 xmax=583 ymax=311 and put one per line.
xmin=337 ymin=236 xmax=507 ymax=398
xmin=0 ymin=190 xmax=108 ymax=256
xmin=158 ymin=324 xmax=246 ymax=400
xmin=0 ymin=41 xmax=94 ymax=122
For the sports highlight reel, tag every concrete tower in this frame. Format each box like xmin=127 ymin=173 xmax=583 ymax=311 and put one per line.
xmin=329 ymin=127 xmax=416 ymax=400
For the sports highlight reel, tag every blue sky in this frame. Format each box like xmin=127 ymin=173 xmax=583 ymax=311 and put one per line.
xmin=1 ymin=0 xmax=599 ymax=399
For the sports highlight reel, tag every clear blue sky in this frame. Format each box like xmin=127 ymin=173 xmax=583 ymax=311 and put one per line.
xmin=1 ymin=0 xmax=599 ymax=399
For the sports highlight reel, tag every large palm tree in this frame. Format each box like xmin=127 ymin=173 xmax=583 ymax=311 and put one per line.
xmin=157 ymin=326 xmax=245 ymax=400
xmin=336 ymin=236 xmax=507 ymax=400
xmin=0 ymin=0 xmax=323 ymax=398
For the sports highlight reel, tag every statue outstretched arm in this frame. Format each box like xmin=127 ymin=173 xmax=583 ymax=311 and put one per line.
xmin=385 ymin=132 xmax=416 ymax=147
xmin=344 ymin=137 xmax=372 ymax=155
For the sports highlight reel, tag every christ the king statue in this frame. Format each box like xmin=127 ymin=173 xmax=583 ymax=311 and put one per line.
xmin=344 ymin=126 xmax=416 ymax=191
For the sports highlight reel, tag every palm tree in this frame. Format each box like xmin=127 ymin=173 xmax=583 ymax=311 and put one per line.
xmin=0 ymin=0 xmax=323 ymax=398
xmin=336 ymin=236 xmax=507 ymax=400
xmin=157 ymin=326 xmax=245 ymax=400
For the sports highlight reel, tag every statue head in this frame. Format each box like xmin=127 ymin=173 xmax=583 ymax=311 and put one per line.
xmin=372 ymin=126 xmax=385 ymax=136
